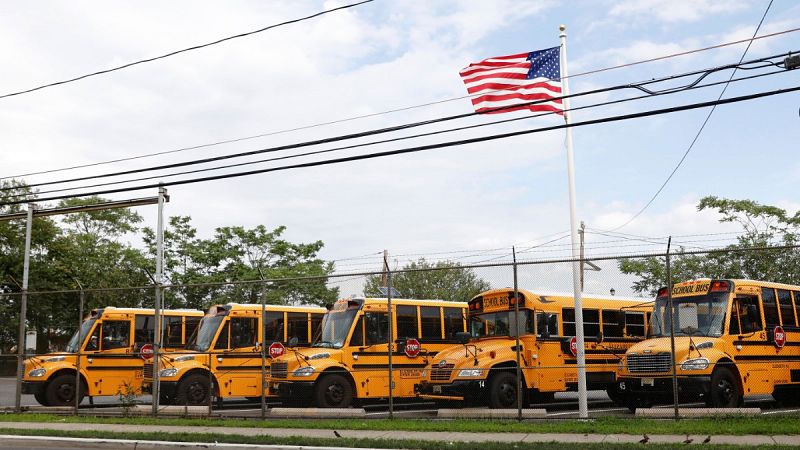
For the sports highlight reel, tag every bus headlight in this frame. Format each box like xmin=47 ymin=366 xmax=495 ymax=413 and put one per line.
xmin=293 ymin=366 xmax=316 ymax=377
xmin=680 ymin=358 xmax=709 ymax=371
xmin=457 ymin=369 xmax=484 ymax=378
xmin=28 ymin=368 xmax=46 ymax=377
xmin=159 ymin=368 xmax=179 ymax=377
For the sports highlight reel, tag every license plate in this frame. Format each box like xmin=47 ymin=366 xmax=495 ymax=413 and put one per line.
xmin=432 ymin=385 xmax=442 ymax=394
xmin=641 ymin=377 xmax=654 ymax=386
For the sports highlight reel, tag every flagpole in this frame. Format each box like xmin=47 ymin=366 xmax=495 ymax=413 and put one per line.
xmin=559 ymin=24 xmax=588 ymax=419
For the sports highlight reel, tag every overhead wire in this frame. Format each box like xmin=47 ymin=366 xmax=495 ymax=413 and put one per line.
xmin=0 ymin=1 xmax=373 ymax=102
xmin=607 ymin=0 xmax=775 ymax=231
xmin=2 ymin=81 xmax=799 ymax=207
xmin=12 ymin=66 xmax=792 ymax=201
xmin=3 ymin=26 xmax=798 ymax=182
xmin=2 ymin=51 xmax=793 ymax=199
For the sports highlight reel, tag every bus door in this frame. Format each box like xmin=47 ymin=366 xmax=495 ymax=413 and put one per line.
xmin=213 ymin=314 xmax=261 ymax=398
xmin=533 ymin=310 xmax=565 ymax=392
xmin=349 ymin=307 xmax=391 ymax=398
xmin=84 ymin=315 xmax=140 ymax=395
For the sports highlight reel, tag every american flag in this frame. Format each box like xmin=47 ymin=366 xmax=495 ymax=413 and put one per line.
xmin=459 ymin=46 xmax=563 ymax=114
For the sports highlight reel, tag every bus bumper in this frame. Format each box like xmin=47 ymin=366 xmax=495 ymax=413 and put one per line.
xmin=273 ymin=382 xmax=314 ymax=403
xmin=416 ymin=380 xmax=484 ymax=400
xmin=617 ymin=376 xmax=711 ymax=402
xmin=21 ymin=381 xmax=45 ymax=395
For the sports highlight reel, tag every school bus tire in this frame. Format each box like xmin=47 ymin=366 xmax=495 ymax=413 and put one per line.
xmin=314 ymin=373 xmax=353 ymax=408
xmin=707 ymin=366 xmax=743 ymax=408
xmin=487 ymin=371 xmax=521 ymax=409
xmin=175 ymin=373 xmax=210 ymax=406
xmin=34 ymin=391 xmax=50 ymax=406
xmin=44 ymin=373 xmax=85 ymax=407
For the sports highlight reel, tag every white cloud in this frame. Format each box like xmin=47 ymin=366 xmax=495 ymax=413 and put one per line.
xmin=609 ymin=0 xmax=749 ymax=23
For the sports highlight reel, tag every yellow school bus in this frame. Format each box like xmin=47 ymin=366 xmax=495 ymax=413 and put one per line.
xmin=616 ymin=279 xmax=800 ymax=408
xmin=416 ymin=288 xmax=652 ymax=408
xmin=21 ymin=307 xmax=203 ymax=406
xmin=148 ymin=303 xmax=326 ymax=405
xmin=268 ymin=297 xmax=467 ymax=407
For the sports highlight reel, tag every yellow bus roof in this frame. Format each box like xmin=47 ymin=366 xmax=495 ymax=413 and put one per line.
xmin=98 ymin=307 xmax=203 ymax=316
xmin=219 ymin=303 xmax=327 ymax=312
xmin=359 ymin=297 xmax=467 ymax=308
xmin=473 ymin=288 xmax=652 ymax=309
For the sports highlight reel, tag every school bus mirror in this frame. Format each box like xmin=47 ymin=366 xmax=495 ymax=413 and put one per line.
xmin=288 ymin=336 xmax=299 ymax=348
xmin=766 ymin=327 xmax=775 ymax=344
xmin=395 ymin=339 xmax=406 ymax=353
xmin=455 ymin=332 xmax=471 ymax=345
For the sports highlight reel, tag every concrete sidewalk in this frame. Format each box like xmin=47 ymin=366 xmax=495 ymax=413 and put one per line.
xmin=0 ymin=420 xmax=797 ymax=446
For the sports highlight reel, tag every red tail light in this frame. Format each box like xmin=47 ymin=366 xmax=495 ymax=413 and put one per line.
xmin=710 ymin=281 xmax=729 ymax=292
xmin=657 ymin=287 xmax=668 ymax=297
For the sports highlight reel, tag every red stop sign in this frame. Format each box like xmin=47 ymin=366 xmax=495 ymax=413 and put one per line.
xmin=269 ymin=342 xmax=286 ymax=359
xmin=404 ymin=338 xmax=421 ymax=358
xmin=569 ymin=336 xmax=578 ymax=357
xmin=140 ymin=343 xmax=154 ymax=360
xmin=774 ymin=326 xmax=786 ymax=349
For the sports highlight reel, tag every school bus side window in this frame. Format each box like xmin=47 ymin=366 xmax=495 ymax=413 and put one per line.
xmin=365 ymin=312 xmax=388 ymax=345
xmin=264 ymin=312 xmax=283 ymax=344
xmin=443 ymin=307 xmax=465 ymax=340
xmin=214 ymin=322 xmax=230 ymax=350
xmin=730 ymin=296 xmax=762 ymax=335
xmin=101 ymin=320 xmax=131 ymax=350
xmin=185 ymin=317 xmax=200 ymax=343
xmin=134 ymin=315 xmax=154 ymax=348
xmin=761 ymin=288 xmax=780 ymax=328
xmin=625 ymin=312 xmax=646 ymax=337
xmin=349 ymin=316 xmax=364 ymax=347
xmin=231 ymin=317 xmax=257 ymax=348
xmin=163 ymin=316 xmax=183 ymax=348
xmin=287 ymin=312 xmax=310 ymax=345
xmin=396 ymin=305 xmax=418 ymax=339
xmin=602 ymin=310 xmax=623 ymax=338
xmin=536 ymin=312 xmax=558 ymax=337
xmin=777 ymin=289 xmax=797 ymax=328
xmin=420 ymin=307 xmax=441 ymax=340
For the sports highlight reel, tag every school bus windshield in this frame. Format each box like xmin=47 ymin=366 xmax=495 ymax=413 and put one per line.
xmin=469 ymin=310 xmax=532 ymax=338
xmin=187 ymin=314 xmax=225 ymax=351
xmin=313 ymin=308 xmax=358 ymax=348
xmin=65 ymin=317 xmax=97 ymax=353
xmin=650 ymin=293 xmax=727 ymax=337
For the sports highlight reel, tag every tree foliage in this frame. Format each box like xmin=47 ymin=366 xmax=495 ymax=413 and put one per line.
xmin=364 ymin=258 xmax=490 ymax=302
xmin=619 ymin=196 xmax=800 ymax=296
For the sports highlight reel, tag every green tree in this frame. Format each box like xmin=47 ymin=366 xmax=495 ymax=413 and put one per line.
xmin=364 ymin=258 xmax=490 ymax=302
xmin=619 ymin=196 xmax=800 ymax=296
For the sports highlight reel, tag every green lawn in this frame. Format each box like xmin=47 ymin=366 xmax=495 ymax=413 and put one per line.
xmin=1 ymin=427 xmax=797 ymax=450
xmin=1 ymin=413 xmax=799 ymax=436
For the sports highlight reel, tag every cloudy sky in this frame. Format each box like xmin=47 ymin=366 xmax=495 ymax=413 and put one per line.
xmin=1 ymin=0 xmax=798 ymax=284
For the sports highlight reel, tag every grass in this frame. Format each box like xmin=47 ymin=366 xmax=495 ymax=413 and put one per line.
xmin=1 ymin=427 xmax=798 ymax=450
xmin=1 ymin=413 xmax=800 ymax=436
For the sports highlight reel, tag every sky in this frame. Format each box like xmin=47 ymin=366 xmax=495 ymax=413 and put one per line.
xmin=1 ymin=0 xmax=799 ymax=292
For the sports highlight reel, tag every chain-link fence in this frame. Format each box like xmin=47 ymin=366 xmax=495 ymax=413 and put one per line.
xmin=3 ymin=245 xmax=800 ymax=419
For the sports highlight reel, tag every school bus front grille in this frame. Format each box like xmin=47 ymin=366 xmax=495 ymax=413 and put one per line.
xmin=143 ymin=363 xmax=154 ymax=379
xmin=431 ymin=364 xmax=454 ymax=381
xmin=270 ymin=361 xmax=288 ymax=379
xmin=627 ymin=352 xmax=672 ymax=373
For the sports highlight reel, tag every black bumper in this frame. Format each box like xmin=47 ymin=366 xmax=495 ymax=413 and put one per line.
xmin=617 ymin=375 xmax=711 ymax=402
xmin=21 ymin=381 xmax=45 ymax=395
xmin=417 ymin=380 xmax=484 ymax=400
xmin=141 ymin=380 xmax=178 ymax=398
xmin=273 ymin=381 xmax=314 ymax=402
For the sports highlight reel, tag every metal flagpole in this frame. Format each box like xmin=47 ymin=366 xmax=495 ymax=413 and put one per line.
xmin=560 ymin=24 xmax=588 ymax=419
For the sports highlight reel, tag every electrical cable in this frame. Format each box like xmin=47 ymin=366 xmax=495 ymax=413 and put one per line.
xmin=13 ymin=66 xmax=790 ymax=200
xmin=0 ymin=1 xmax=373 ymax=102
xmin=2 ymin=51 xmax=792 ymax=196
xmin=607 ymin=0 xmax=775 ymax=231
xmin=2 ymin=82 xmax=799 ymax=207
xmin=3 ymin=26 xmax=798 ymax=182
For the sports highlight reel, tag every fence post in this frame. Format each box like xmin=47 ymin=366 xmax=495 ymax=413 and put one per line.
xmin=14 ymin=202 xmax=34 ymax=413
xmin=260 ymin=280 xmax=267 ymax=420
xmin=74 ymin=285 xmax=84 ymax=415
xmin=513 ymin=248 xmax=523 ymax=421
xmin=152 ymin=187 xmax=167 ymax=417
xmin=386 ymin=253 xmax=394 ymax=419
xmin=665 ymin=237 xmax=679 ymax=419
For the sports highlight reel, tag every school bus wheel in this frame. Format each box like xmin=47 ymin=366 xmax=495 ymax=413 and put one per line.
xmin=707 ymin=366 xmax=742 ymax=408
xmin=487 ymin=371 xmax=521 ymax=409
xmin=175 ymin=373 xmax=210 ymax=406
xmin=34 ymin=391 xmax=49 ymax=406
xmin=314 ymin=373 xmax=353 ymax=408
xmin=45 ymin=373 xmax=86 ymax=407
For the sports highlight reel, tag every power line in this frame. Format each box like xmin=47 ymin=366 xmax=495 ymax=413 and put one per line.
xmin=608 ymin=0 xmax=775 ymax=231
xmin=0 ymin=1 xmax=373 ymax=103
xmin=3 ymin=26 xmax=797 ymax=182
xmin=2 ymin=82 xmax=798 ymax=207
xmin=14 ymin=66 xmax=790 ymax=200
xmin=3 ymin=51 xmax=791 ymax=197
